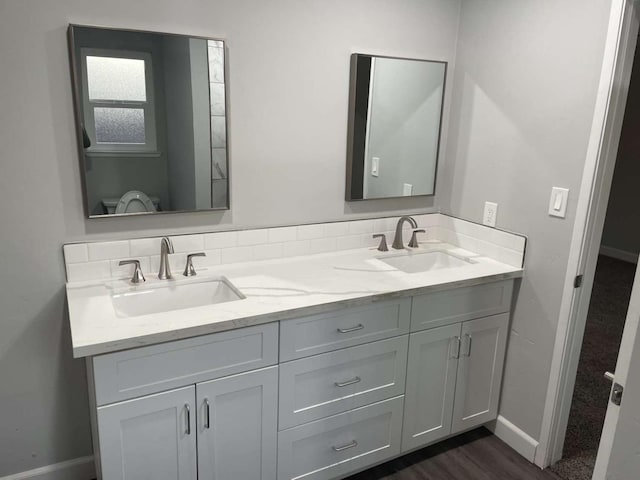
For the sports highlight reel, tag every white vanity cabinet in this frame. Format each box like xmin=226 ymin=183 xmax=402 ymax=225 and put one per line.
xmin=88 ymin=324 xmax=279 ymax=480
xmin=87 ymin=279 xmax=516 ymax=480
xmin=197 ymin=366 xmax=278 ymax=480
xmin=97 ymin=386 xmax=198 ymax=480
xmin=401 ymin=312 xmax=510 ymax=453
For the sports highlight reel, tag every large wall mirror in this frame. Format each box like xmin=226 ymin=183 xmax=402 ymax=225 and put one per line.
xmin=68 ymin=25 xmax=229 ymax=218
xmin=346 ymin=54 xmax=446 ymax=201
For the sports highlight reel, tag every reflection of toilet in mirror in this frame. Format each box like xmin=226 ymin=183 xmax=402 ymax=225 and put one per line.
xmin=102 ymin=191 xmax=160 ymax=215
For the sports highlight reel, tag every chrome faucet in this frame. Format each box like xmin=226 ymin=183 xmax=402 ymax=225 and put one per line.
xmin=158 ymin=237 xmax=175 ymax=279
xmin=392 ymin=216 xmax=418 ymax=249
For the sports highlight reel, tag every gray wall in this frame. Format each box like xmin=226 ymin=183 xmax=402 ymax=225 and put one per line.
xmin=0 ymin=0 xmax=460 ymax=475
xmin=364 ymin=58 xmax=444 ymax=198
xmin=439 ymin=0 xmax=611 ymax=439
xmin=601 ymin=45 xmax=640 ymax=260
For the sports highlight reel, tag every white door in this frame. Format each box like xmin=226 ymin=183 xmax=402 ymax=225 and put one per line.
xmin=197 ymin=366 xmax=278 ymax=480
xmin=402 ymin=323 xmax=461 ymax=451
xmin=452 ymin=313 xmax=509 ymax=433
xmin=593 ymin=263 xmax=640 ymax=479
xmin=97 ymin=386 xmax=197 ymax=480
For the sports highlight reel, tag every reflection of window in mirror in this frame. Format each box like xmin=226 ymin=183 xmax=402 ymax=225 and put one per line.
xmin=80 ymin=49 xmax=157 ymax=154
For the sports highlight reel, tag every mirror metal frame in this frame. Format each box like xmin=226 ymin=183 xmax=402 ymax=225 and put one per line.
xmin=345 ymin=53 xmax=447 ymax=202
xmin=67 ymin=24 xmax=231 ymax=219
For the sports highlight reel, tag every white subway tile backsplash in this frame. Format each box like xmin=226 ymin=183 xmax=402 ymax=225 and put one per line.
xmin=282 ymin=240 xmax=310 ymax=258
xmin=221 ymin=246 xmax=254 ymax=264
xmin=309 ymin=237 xmax=337 ymax=254
xmin=170 ymin=234 xmax=205 ymax=253
xmin=348 ymin=220 xmax=375 ymax=235
xmin=87 ymin=241 xmax=130 ymax=261
xmin=63 ymin=244 xmax=88 ymax=264
xmin=62 ymin=213 xmax=527 ymax=283
xmin=193 ymin=250 xmax=222 ymax=269
xmin=254 ymin=243 xmax=284 ymax=261
xmin=361 ymin=234 xmax=379 ymax=249
xmin=204 ymin=231 xmax=238 ymax=249
xmin=267 ymin=227 xmax=297 ymax=243
xmin=238 ymin=229 xmax=268 ymax=246
xmin=324 ymin=222 xmax=349 ymax=237
xmin=130 ymin=238 xmax=160 ymax=257
xmin=336 ymin=235 xmax=362 ymax=251
xmin=297 ymin=224 xmax=324 ymax=240
xmin=67 ymin=261 xmax=111 ymax=282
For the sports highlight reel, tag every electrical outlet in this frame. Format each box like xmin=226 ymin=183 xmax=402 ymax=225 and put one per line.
xmin=403 ymin=183 xmax=413 ymax=196
xmin=483 ymin=202 xmax=498 ymax=227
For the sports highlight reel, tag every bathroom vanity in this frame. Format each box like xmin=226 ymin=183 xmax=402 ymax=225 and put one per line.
xmin=65 ymin=216 xmax=524 ymax=480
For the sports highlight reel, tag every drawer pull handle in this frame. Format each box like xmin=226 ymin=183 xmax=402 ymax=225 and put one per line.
xmin=337 ymin=324 xmax=364 ymax=333
xmin=332 ymin=440 xmax=358 ymax=452
xmin=204 ymin=399 xmax=211 ymax=429
xmin=184 ymin=404 xmax=191 ymax=435
xmin=334 ymin=376 xmax=361 ymax=388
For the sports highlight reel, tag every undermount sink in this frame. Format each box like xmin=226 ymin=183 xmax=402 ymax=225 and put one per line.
xmin=111 ymin=276 xmax=245 ymax=318
xmin=379 ymin=250 xmax=473 ymax=273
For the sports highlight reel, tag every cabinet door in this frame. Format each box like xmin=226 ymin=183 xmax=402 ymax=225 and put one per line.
xmin=197 ymin=366 xmax=278 ymax=480
xmin=402 ymin=323 xmax=461 ymax=452
xmin=97 ymin=386 xmax=197 ymax=480
xmin=452 ymin=313 xmax=509 ymax=433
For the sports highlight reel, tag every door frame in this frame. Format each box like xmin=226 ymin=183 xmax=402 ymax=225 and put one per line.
xmin=535 ymin=0 xmax=639 ymax=468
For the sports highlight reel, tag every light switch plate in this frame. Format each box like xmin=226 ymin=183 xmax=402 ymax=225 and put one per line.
xmin=483 ymin=202 xmax=498 ymax=227
xmin=549 ymin=187 xmax=569 ymax=218
xmin=371 ymin=157 xmax=379 ymax=177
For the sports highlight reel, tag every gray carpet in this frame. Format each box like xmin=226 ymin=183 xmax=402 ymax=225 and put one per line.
xmin=549 ymin=255 xmax=635 ymax=479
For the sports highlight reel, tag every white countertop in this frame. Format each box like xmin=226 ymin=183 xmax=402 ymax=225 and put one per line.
xmin=66 ymin=241 xmax=523 ymax=358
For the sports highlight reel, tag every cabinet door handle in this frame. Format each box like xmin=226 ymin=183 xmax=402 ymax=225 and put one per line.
xmin=334 ymin=376 xmax=361 ymax=388
xmin=184 ymin=404 xmax=191 ymax=435
xmin=337 ymin=324 xmax=364 ymax=334
xmin=462 ymin=334 xmax=473 ymax=357
xmin=450 ymin=336 xmax=461 ymax=359
xmin=332 ymin=440 xmax=358 ymax=452
xmin=204 ymin=399 xmax=211 ymax=429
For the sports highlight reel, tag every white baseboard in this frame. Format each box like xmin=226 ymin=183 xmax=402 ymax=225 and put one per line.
xmin=0 ymin=456 xmax=95 ymax=480
xmin=488 ymin=415 xmax=539 ymax=463
xmin=600 ymin=245 xmax=638 ymax=263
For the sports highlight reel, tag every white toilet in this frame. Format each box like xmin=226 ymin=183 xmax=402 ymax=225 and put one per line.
xmin=102 ymin=191 xmax=160 ymax=214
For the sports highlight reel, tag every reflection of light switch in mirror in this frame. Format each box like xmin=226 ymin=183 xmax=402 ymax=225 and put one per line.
xmin=371 ymin=157 xmax=379 ymax=177
xmin=403 ymin=184 xmax=413 ymax=196
xmin=549 ymin=187 xmax=569 ymax=218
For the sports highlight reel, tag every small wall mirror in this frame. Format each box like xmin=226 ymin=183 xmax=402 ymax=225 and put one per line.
xmin=68 ymin=25 xmax=229 ymax=218
xmin=346 ymin=54 xmax=446 ymax=201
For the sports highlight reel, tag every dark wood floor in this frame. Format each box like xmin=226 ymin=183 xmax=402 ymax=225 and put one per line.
xmin=346 ymin=428 xmax=561 ymax=480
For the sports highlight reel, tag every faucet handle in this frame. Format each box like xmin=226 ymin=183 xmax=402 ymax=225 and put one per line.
xmin=408 ymin=229 xmax=426 ymax=248
xmin=373 ymin=234 xmax=389 ymax=252
xmin=183 ymin=252 xmax=206 ymax=277
xmin=119 ymin=259 xmax=146 ymax=284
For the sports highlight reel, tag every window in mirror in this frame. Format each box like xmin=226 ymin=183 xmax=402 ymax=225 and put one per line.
xmin=68 ymin=25 xmax=230 ymax=217
xmin=81 ymin=49 xmax=156 ymax=152
xmin=346 ymin=54 xmax=447 ymax=201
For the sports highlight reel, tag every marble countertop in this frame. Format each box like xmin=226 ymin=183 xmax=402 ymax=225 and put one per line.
xmin=66 ymin=240 xmax=523 ymax=358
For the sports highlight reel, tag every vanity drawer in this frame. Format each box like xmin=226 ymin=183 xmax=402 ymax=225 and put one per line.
xmin=411 ymin=280 xmax=513 ymax=332
xmin=92 ymin=323 xmax=278 ymax=405
xmin=279 ymin=335 xmax=408 ymax=429
xmin=279 ymin=298 xmax=411 ymax=361
xmin=277 ymin=396 xmax=403 ymax=480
